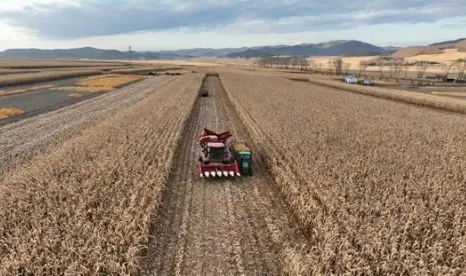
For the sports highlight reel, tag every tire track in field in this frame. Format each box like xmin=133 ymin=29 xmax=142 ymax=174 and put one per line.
xmin=142 ymin=75 xmax=306 ymax=275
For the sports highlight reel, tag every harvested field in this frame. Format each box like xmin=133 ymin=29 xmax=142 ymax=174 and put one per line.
xmin=0 ymin=76 xmax=176 ymax=177
xmin=305 ymin=77 xmax=466 ymax=113
xmin=0 ymin=70 xmax=102 ymax=88
xmin=110 ymin=67 xmax=182 ymax=74
xmin=142 ymin=75 xmax=305 ymax=275
xmin=0 ymin=74 xmax=201 ymax=275
xmin=0 ymin=69 xmax=40 ymax=75
xmin=222 ymin=72 xmax=466 ymax=274
xmin=0 ymin=75 xmax=146 ymax=123
xmin=0 ymin=59 xmax=126 ymax=69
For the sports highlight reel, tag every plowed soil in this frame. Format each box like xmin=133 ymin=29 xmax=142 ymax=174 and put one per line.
xmin=142 ymin=76 xmax=305 ymax=275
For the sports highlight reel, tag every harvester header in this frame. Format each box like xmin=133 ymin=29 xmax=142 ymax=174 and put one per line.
xmin=197 ymin=128 xmax=253 ymax=178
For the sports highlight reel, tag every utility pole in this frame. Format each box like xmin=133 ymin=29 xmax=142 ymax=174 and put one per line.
xmin=128 ymin=46 xmax=132 ymax=62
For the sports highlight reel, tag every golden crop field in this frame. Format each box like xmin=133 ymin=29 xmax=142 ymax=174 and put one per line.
xmin=2 ymin=66 xmax=466 ymax=275
xmin=68 ymin=74 xmax=146 ymax=92
xmin=0 ymin=74 xmax=200 ymax=274
xmin=221 ymin=71 xmax=466 ymax=274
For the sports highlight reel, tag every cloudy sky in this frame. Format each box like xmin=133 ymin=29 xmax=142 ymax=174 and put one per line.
xmin=0 ymin=0 xmax=465 ymax=51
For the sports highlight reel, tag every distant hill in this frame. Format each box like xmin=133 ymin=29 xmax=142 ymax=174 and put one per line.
xmin=0 ymin=41 xmax=396 ymax=60
xmin=430 ymin=38 xmax=466 ymax=47
xmin=225 ymin=40 xmax=393 ymax=58
xmin=393 ymin=46 xmax=442 ymax=58
xmin=0 ymin=47 xmax=189 ymax=60
xmin=0 ymin=47 xmax=249 ymax=60
xmin=393 ymin=38 xmax=466 ymax=58
xmin=157 ymin=47 xmax=248 ymax=57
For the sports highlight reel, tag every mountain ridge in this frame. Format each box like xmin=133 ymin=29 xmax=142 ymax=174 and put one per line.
xmin=1 ymin=38 xmax=464 ymax=60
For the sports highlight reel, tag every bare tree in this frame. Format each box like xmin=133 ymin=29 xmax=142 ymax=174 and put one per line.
xmin=343 ymin=62 xmax=351 ymax=75
xmin=316 ymin=62 xmax=323 ymax=74
xmin=454 ymin=59 xmax=466 ymax=83
xmin=416 ymin=61 xmax=429 ymax=79
xmin=402 ymin=61 xmax=410 ymax=78
xmin=389 ymin=58 xmax=404 ymax=79
xmin=327 ymin=59 xmax=333 ymax=75
xmin=299 ymin=57 xmax=309 ymax=71
xmin=441 ymin=63 xmax=454 ymax=80
xmin=359 ymin=60 xmax=369 ymax=78
xmin=308 ymin=59 xmax=315 ymax=72
xmin=389 ymin=58 xmax=395 ymax=78
xmin=332 ymin=58 xmax=343 ymax=75
xmin=379 ymin=64 xmax=385 ymax=78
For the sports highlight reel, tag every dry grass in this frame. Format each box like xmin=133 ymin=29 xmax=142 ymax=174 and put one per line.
xmin=222 ymin=72 xmax=466 ymax=274
xmin=0 ymin=70 xmax=102 ymax=88
xmin=68 ymin=93 xmax=84 ymax=98
xmin=77 ymin=74 xmax=145 ymax=89
xmin=431 ymin=91 xmax=466 ymax=97
xmin=0 ymin=108 xmax=24 ymax=119
xmin=0 ymin=74 xmax=201 ymax=274
xmin=110 ymin=67 xmax=181 ymax=74
xmin=58 ymin=74 xmax=146 ymax=93
xmin=405 ymin=48 xmax=466 ymax=63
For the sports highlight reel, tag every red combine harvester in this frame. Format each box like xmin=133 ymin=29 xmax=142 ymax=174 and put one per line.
xmin=198 ymin=128 xmax=241 ymax=177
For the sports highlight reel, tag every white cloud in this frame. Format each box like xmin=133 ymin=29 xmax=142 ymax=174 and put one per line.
xmin=0 ymin=0 xmax=465 ymax=51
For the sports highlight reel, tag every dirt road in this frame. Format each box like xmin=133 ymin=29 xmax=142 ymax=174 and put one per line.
xmin=142 ymin=76 xmax=305 ymax=275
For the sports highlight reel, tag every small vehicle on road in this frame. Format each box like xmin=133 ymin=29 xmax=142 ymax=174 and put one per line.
xmin=201 ymin=90 xmax=209 ymax=97
xmin=345 ymin=75 xmax=358 ymax=84
xmin=363 ymin=79 xmax=375 ymax=86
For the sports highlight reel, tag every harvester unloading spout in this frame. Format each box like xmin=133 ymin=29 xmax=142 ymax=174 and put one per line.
xmin=198 ymin=128 xmax=232 ymax=147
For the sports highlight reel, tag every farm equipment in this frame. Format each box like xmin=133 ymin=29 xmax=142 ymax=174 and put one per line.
xmin=198 ymin=128 xmax=243 ymax=177
xmin=231 ymin=142 xmax=253 ymax=176
xmin=201 ymin=89 xmax=209 ymax=97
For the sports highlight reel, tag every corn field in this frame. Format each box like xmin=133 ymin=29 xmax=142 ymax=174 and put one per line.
xmin=222 ymin=72 xmax=466 ymax=275
xmin=2 ymin=67 xmax=466 ymax=275
xmin=0 ymin=74 xmax=201 ymax=274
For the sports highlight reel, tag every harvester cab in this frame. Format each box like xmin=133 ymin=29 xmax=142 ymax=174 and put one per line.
xmin=198 ymin=129 xmax=241 ymax=178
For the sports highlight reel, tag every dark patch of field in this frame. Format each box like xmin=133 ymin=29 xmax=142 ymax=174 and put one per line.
xmin=0 ymin=77 xmax=98 ymax=125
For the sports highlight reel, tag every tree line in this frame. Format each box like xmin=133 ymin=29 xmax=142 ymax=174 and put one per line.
xmin=253 ymin=56 xmax=466 ymax=82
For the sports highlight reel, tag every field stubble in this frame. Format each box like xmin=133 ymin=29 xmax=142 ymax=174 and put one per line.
xmin=222 ymin=72 xmax=466 ymax=274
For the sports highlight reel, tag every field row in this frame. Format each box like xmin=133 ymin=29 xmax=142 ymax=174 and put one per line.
xmin=221 ymin=72 xmax=466 ymax=274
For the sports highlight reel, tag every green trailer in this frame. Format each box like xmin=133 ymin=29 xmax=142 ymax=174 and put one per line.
xmin=231 ymin=142 xmax=252 ymax=176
